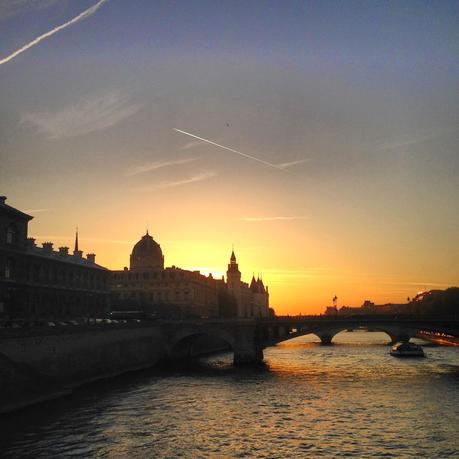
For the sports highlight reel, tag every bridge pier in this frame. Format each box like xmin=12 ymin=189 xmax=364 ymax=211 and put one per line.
xmin=233 ymin=326 xmax=264 ymax=365
xmin=318 ymin=333 xmax=333 ymax=345
xmin=388 ymin=333 xmax=411 ymax=345
xmin=233 ymin=347 xmax=264 ymax=365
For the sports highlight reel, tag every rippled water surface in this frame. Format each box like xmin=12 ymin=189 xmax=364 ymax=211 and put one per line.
xmin=1 ymin=332 xmax=458 ymax=458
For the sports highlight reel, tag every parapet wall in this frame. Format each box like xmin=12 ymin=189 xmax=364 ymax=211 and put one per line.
xmin=0 ymin=325 xmax=168 ymax=413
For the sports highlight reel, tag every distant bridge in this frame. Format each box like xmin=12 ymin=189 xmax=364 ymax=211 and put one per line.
xmin=162 ymin=316 xmax=459 ymax=364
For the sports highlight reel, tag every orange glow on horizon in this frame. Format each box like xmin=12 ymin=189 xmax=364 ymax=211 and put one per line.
xmin=25 ymin=193 xmax=456 ymax=316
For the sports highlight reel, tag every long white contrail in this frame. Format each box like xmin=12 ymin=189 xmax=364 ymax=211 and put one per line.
xmin=0 ymin=0 xmax=109 ymax=66
xmin=174 ymin=128 xmax=282 ymax=170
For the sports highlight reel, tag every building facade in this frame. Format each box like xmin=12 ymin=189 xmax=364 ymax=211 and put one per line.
xmin=110 ymin=232 xmax=219 ymax=318
xmin=110 ymin=235 xmax=271 ymax=319
xmin=0 ymin=197 xmax=110 ymax=320
xmin=226 ymin=250 xmax=270 ymax=318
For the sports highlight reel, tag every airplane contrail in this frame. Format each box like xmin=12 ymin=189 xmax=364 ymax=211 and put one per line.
xmin=0 ymin=0 xmax=109 ymax=66
xmin=174 ymin=128 xmax=282 ymax=170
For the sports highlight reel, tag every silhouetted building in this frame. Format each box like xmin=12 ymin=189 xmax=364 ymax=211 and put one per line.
xmin=325 ymin=306 xmax=338 ymax=316
xmin=323 ymin=291 xmax=459 ymax=317
xmin=110 ymin=232 xmax=219 ymax=318
xmin=130 ymin=231 xmax=164 ymax=271
xmin=0 ymin=197 xmax=109 ymax=320
xmin=110 ymin=236 xmax=271 ymax=319
xmin=227 ymin=250 xmax=269 ymax=318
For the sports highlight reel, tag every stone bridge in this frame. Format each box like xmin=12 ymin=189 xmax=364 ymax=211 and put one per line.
xmin=0 ymin=316 xmax=458 ymax=411
xmin=163 ymin=316 xmax=459 ymax=365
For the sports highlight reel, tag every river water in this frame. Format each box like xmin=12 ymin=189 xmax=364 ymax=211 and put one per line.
xmin=1 ymin=332 xmax=458 ymax=458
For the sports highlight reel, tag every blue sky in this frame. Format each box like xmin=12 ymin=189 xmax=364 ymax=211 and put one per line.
xmin=1 ymin=0 xmax=458 ymax=311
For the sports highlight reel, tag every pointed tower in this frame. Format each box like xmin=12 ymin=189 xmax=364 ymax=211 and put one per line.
xmin=257 ymin=276 xmax=265 ymax=293
xmin=74 ymin=227 xmax=79 ymax=252
xmin=227 ymin=249 xmax=241 ymax=287
xmin=73 ymin=227 xmax=83 ymax=259
xmin=259 ymin=275 xmax=269 ymax=316
xmin=226 ymin=249 xmax=243 ymax=316
xmin=250 ymin=274 xmax=258 ymax=293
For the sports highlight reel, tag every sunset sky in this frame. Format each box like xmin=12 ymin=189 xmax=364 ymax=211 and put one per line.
xmin=1 ymin=0 xmax=458 ymax=314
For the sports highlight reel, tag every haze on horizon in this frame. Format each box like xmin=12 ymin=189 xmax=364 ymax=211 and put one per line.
xmin=0 ymin=0 xmax=458 ymax=314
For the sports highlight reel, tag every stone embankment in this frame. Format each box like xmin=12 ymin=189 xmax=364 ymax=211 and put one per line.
xmin=0 ymin=323 xmax=169 ymax=414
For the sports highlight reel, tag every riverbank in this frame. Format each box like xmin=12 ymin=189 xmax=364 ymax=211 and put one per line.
xmin=0 ymin=325 xmax=230 ymax=414
xmin=0 ymin=325 xmax=168 ymax=414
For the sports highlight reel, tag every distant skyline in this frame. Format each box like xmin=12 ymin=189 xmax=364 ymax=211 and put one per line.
xmin=1 ymin=0 xmax=458 ymax=313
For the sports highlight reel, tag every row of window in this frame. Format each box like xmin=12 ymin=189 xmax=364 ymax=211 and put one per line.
xmin=25 ymin=262 xmax=106 ymax=289
xmin=117 ymin=290 xmax=193 ymax=301
xmin=0 ymin=288 xmax=108 ymax=318
xmin=2 ymin=257 xmax=106 ymax=290
xmin=113 ymin=281 xmax=192 ymax=289
xmin=112 ymin=271 xmax=187 ymax=281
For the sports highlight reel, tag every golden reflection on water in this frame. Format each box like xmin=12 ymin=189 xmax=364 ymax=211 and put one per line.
xmin=1 ymin=332 xmax=458 ymax=458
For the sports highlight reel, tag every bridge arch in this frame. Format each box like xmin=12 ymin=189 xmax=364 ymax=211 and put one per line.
xmin=268 ymin=325 xmax=415 ymax=346
xmin=331 ymin=328 xmax=407 ymax=345
xmin=168 ymin=328 xmax=235 ymax=360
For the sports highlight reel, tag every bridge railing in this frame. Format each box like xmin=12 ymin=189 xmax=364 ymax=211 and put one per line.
xmin=272 ymin=314 xmax=459 ymax=323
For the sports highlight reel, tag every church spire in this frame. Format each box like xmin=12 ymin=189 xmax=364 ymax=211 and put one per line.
xmin=227 ymin=246 xmax=240 ymax=276
xmin=230 ymin=246 xmax=236 ymax=263
xmin=74 ymin=227 xmax=79 ymax=252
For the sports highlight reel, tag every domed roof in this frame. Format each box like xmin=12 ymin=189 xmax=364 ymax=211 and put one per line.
xmin=130 ymin=231 xmax=164 ymax=271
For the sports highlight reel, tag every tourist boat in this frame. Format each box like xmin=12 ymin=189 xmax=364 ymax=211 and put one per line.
xmin=390 ymin=342 xmax=425 ymax=357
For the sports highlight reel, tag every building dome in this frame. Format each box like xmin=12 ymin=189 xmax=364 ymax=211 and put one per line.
xmin=130 ymin=231 xmax=164 ymax=271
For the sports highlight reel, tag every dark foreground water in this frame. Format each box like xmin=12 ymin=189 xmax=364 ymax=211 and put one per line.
xmin=1 ymin=332 xmax=458 ymax=458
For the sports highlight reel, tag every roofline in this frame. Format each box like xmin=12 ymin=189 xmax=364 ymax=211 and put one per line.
xmin=0 ymin=198 xmax=33 ymax=221
xmin=26 ymin=251 xmax=108 ymax=270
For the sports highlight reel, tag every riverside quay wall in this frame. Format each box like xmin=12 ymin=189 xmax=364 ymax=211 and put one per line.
xmin=0 ymin=322 xmax=232 ymax=413
xmin=0 ymin=323 xmax=171 ymax=413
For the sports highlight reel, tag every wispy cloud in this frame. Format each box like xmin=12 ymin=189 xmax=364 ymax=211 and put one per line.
xmin=132 ymin=171 xmax=216 ymax=191
xmin=23 ymin=208 xmax=51 ymax=213
xmin=376 ymin=280 xmax=451 ymax=288
xmin=276 ymin=159 xmax=310 ymax=169
xmin=0 ymin=0 xmax=109 ymax=65
xmin=0 ymin=0 xmax=62 ymax=20
xmin=33 ymin=235 xmax=132 ymax=245
xmin=373 ymin=127 xmax=458 ymax=152
xmin=263 ymin=267 xmax=340 ymax=282
xmin=126 ymin=157 xmax=199 ymax=177
xmin=242 ymin=216 xmax=308 ymax=222
xmin=22 ymin=91 xmax=141 ymax=139
xmin=179 ymin=140 xmax=209 ymax=151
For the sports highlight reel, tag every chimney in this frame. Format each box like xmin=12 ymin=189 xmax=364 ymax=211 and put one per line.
xmin=58 ymin=246 xmax=69 ymax=256
xmin=42 ymin=242 xmax=53 ymax=253
xmin=27 ymin=238 xmax=36 ymax=248
xmin=0 ymin=196 xmax=6 ymax=205
xmin=87 ymin=253 xmax=96 ymax=263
